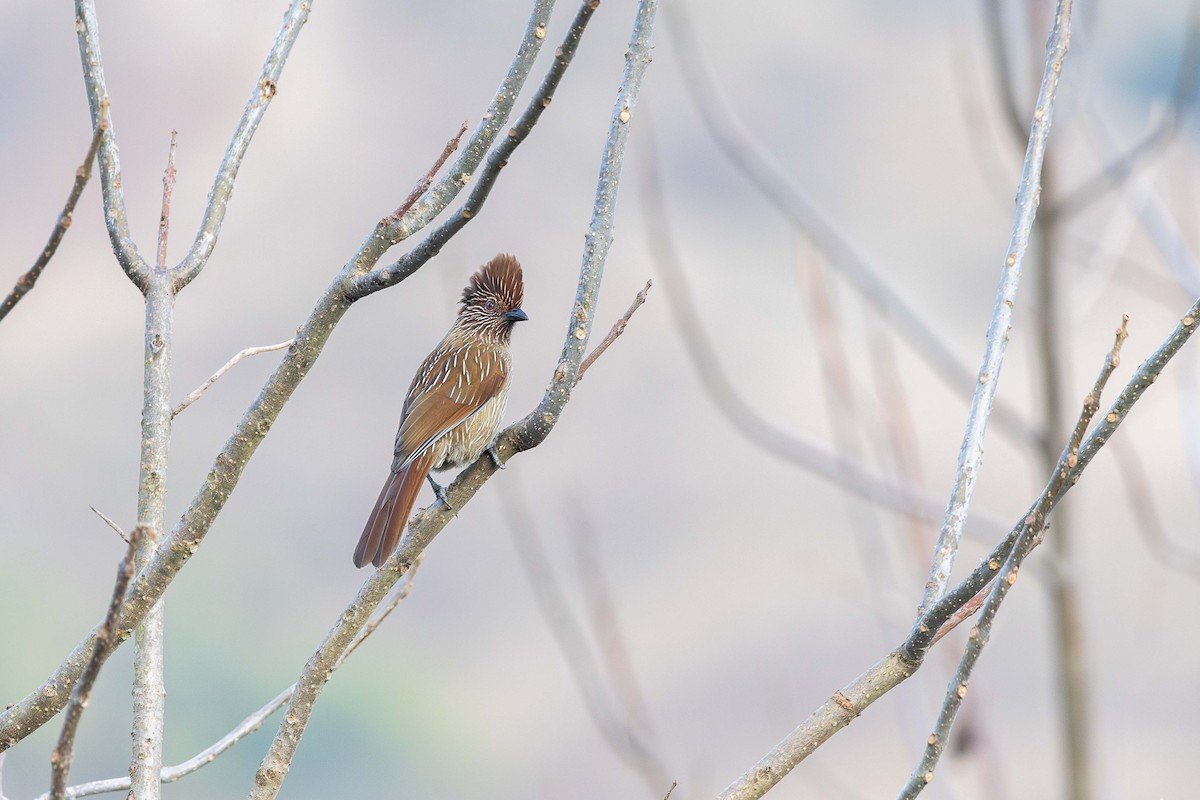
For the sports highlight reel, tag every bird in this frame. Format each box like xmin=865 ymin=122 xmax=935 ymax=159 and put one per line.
xmin=354 ymin=254 xmax=528 ymax=568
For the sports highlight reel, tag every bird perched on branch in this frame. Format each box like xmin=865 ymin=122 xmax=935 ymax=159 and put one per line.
xmin=354 ymin=254 xmax=528 ymax=568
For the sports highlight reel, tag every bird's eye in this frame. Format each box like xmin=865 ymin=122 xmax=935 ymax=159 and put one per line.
xmin=484 ymin=299 xmax=497 ymax=312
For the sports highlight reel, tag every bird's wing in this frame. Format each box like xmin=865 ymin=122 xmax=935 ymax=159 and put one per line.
xmin=391 ymin=344 xmax=507 ymax=471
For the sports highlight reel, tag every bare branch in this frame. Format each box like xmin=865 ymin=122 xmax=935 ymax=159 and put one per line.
xmin=89 ymin=507 xmax=128 ymax=543
xmin=667 ymin=7 xmax=1042 ymax=450
xmin=388 ymin=122 xmax=468 ymax=222
xmin=663 ymin=780 xmax=677 ymax=800
xmin=32 ymin=560 xmax=421 ymax=800
xmin=897 ymin=315 xmax=1130 ymax=799
xmin=0 ymin=124 xmax=104 ymax=324
xmin=172 ymin=339 xmax=295 ymax=418
xmin=346 ymin=0 xmax=601 ymax=300
xmin=980 ymin=0 xmax=1033 ymax=147
xmin=246 ymin=4 xmax=658 ymax=797
xmin=48 ymin=527 xmax=142 ymax=800
xmin=917 ymin=0 xmax=1075 ymax=615
xmin=1112 ymin=436 xmax=1200 ymax=581
xmin=157 ymin=132 xmax=177 ymax=270
xmin=171 ymin=0 xmax=313 ymax=290
xmin=576 ymin=279 xmax=652 ymax=384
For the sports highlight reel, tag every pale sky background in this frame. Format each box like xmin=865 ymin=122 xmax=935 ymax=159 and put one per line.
xmin=1 ymin=1 xmax=1198 ymax=799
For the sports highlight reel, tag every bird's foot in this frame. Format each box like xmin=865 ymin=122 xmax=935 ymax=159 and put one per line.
xmin=426 ymin=474 xmax=453 ymax=510
xmin=486 ymin=445 xmax=506 ymax=470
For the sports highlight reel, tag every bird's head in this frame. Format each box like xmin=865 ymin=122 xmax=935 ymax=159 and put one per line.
xmin=458 ymin=253 xmax=528 ymax=341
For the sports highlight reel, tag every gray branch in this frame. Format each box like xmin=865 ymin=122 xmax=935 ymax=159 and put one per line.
xmin=917 ymin=0 xmax=1074 ymax=615
xmin=248 ymin=2 xmax=658 ymax=795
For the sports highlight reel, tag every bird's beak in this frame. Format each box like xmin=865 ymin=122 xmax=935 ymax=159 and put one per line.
xmin=504 ymin=307 xmax=529 ymax=323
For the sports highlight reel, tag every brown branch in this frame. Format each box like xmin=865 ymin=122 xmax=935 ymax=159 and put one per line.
xmin=576 ymin=279 xmax=652 ymax=384
xmin=388 ymin=122 xmax=468 ymax=222
xmin=48 ymin=526 xmax=143 ymax=800
xmin=0 ymin=124 xmax=104 ymax=323
xmin=156 ymin=131 xmax=177 ymax=270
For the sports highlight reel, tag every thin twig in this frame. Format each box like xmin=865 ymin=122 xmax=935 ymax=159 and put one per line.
xmin=663 ymin=780 xmax=678 ymax=800
xmin=667 ymin=6 xmax=1042 ymax=450
xmin=172 ymin=339 xmax=295 ymax=418
xmin=246 ymin=4 xmax=658 ymax=797
xmin=917 ymin=0 xmax=1075 ymax=616
xmin=156 ymin=132 xmax=177 ymax=270
xmin=48 ymin=527 xmax=143 ymax=800
xmin=33 ymin=560 xmax=421 ymax=800
xmin=576 ymin=279 xmax=652 ymax=384
xmin=897 ymin=315 xmax=1130 ymax=799
xmin=0 ymin=124 xmax=104 ymax=323
xmin=388 ymin=122 xmax=468 ymax=222
xmin=89 ymin=507 xmax=128 ymax=543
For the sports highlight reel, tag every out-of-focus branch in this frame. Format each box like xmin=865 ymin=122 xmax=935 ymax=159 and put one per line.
xmin=981 ymin=0 xmax=1034 ymax=146
xmin=1053 ymin=0 xmax=1200 ymax=218
xmin=503 ymin=486 xmax=668 ymax=793
xmin=719 ymin=291 xmax=1200 ymax=798
xmin=1112 ymin=436 xmax=1200 ymax=581
xmin=0 ymin=0 xmax=565 ymax=750
xmin=576 ymin=279 xmax=652 ymax=384
xmin=897 ymin=316 xmax=1129 ymax=799
xmin=48 ymin=527 xmax=143 ymax=800
xmin=917 ymin=0 xmax=1074 ymax=615
xmin=247 ymin=4 xmax=658 ymax=796
xmin=32 ymin=559 xmax=421 ymax=800
xmin=667 ymin=7 xmax=1042 ymax=451
xmin=172 ymin=339 xmax=295 ymax=418
xmin=638 ymin=124 xmax=1007 ymax=537
xmin=0 ymin=124 xmax=104 ymax=324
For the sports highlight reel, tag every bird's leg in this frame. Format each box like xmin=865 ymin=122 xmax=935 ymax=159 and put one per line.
xmin=486 ymin=445 xmax=506 ymax=470
xmin=426 ymin=473 xmax=453 ymax=509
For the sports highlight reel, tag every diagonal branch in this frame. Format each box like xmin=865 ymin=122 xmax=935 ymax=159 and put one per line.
xmin=171 ymin=0 xmax=313 ymax=290
xmin=31 ymin=558 xmax=421 ymax=800
xmin=897 ymin=315 xmax=1130 ymax=799
xmin=0 ymin=123 xmax=104 ymax=324
xmin=172 ymin=339 xmax=295 ymax=418
xmin=48 ymin=527 xmax=143 ymax=800
xmin=247 ymin=4 xmax=658 ymax=795
xmin=576 ymin=279 xmax=652 ymax=384
xmin=917 ymin=0 xmax=1075 ymax=615
xmin=718 ymin=290 xmax=1200 ymax=799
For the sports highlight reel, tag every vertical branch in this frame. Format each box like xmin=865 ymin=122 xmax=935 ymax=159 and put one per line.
xmin=917 ymin=0 xmax=1075 ymax=615
xmin=127 ymin=136 xmax=181 ymax=800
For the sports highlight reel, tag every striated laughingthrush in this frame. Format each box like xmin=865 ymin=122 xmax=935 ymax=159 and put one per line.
xmin=354 ymin=254 xmax=528 ymax=568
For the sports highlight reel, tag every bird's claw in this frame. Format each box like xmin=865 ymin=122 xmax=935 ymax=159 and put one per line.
xmin=426 ymin=474 xmax=453 ymax=510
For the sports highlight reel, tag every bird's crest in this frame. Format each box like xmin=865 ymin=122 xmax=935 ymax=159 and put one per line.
xmin=462 ymin=253 xmax=524 ymax=310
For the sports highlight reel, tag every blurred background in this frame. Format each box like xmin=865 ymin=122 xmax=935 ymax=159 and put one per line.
xmin=2 ymin=1 xmax=1198 ymax=798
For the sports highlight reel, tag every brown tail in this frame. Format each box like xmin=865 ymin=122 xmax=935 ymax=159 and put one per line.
xmin=354 ymin=451 xmax=436 ymax=568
